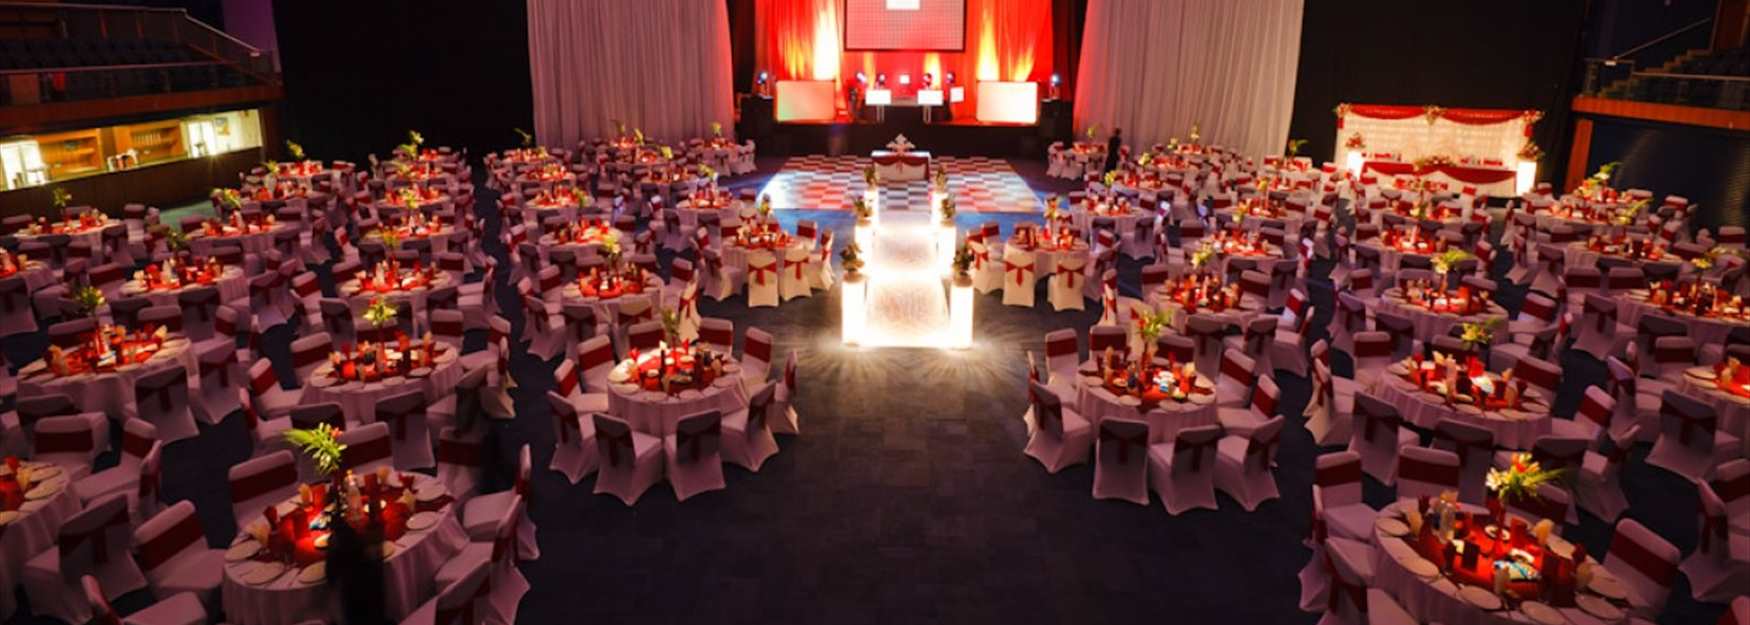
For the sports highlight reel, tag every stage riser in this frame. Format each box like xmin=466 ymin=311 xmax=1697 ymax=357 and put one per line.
xmin=770 ymin=119 xmax=1042 ymax=158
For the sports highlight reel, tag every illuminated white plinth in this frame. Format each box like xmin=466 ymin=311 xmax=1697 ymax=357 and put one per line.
xmin=865 ymin=189 xmax=881 ymax=226
xmin=947 ymin=280 xmax=973 ymax=349
xmin=841 ymin=210 xmax=964 ymax=348
xmin=841 ymin=273 xmax=866 ymax=346
xmin=1515 ymin=161 xmax=1537 ymax=196
xmin=937 ymin=221 xmax=957 ymax=278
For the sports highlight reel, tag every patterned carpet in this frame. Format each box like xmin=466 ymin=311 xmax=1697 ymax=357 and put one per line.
xmin=759 ymin=155 xmax=1042 ymax=213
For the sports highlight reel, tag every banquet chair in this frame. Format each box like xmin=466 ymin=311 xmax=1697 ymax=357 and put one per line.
xmin=1217 ymin=374 xmax=1278 ymax=438
xmin=1550 ymin=384 xmax=1618 ymax=445
xmin=1305 ymin=350 xmax=1353 ymax=447
xmin=288 ymin=332 xmax=333 ymax=383
xmin=700 ymin=248 xmax=743 ymax=302
xmin=1348 ymin=390 xmax=1419 ymax=485
xmin=745 ymin=248 xmax=780 ymax=308
xmin=1125 ymin=217 xmax=1156 ymax=260
xmin=133 ymin=365 xmax=195 ymax=443
xmin=1147 ymin=424 xmax=1223 ymax=515
xmin=1049 ymin=254 xmax=1087 ymax=311
xmin=461 ymin=444 xmax=538 ymax=561
xmin=246 ymin=272 xmax=294 ymax=330
xmin=73 ymin=418 xmax=156 ymax=505
xmin=374 ymin=388 xmax=434 ymax=470
xmin=337 ymin=421 xmax=394 ymax=474
xmin=1681 ymin=477 xmax=1750 ymax=603
xmin=1321 ymin=535 xmax=1417 ymax=625
xmin=1327 ymin=292 xmax=1371 ymax=357
xmin=1214 ymin=415 xmax=1285 ymax=511
xmin=665 ymin=410 xmax=727 ymax=502
xmin=1640 ymin=335 xmax=1696 ymax=386
xmin=1298 ymin=453 xmax=1373 ymax=612
xmin=1573 ymin=424 xmax=1642 ymax=523
xmin=227 ymin=450 xmax=298 ymax=532
xmin=1223 ymin=315 xmax=1279 ymax=373
xmin=1430 ymin=419 xmax=1495 ymax=504
xmin=771 ymin=350 xmax=801 ymax=435
xmin=1043 ymin=328 xmax=1081 ymax=384
xmin=1509 ymin=355 xmax=1564 ymax=409
xmin=244 ymin=357 xmax=302 ymax=421
xmin=1604 ymin=519 xmax=1682 ymax=618
xmin=189 ymin=340 xmax=243 ymax=427
xmin=1236 ymin=270 xmax=1270 ymax=311
xmin=82 ymin=574 xmax=204 ymax=625
xmin=523 ymin=293 xmax=564 ymax=362
xmin=723 ymin=382 xmax=780 ymax=472
xmin=1393 ymin=445 xmax=1462 ymax=503
xmin=779 ymin=245 xmax=812 ymax=302
xmin=13 ymin=392 xmax=104 ymax=458
xmin=430 ymin=366 xmax=490 ymax=436
xmin=1647 ymin=389 xmax=1739 ymax=482
xmin=969 ymin=239 xmax=1004 ymax=294
xmin=740 ymin=326 xmax=775 ymax=389
xmin=807 ymin=229 xmax=836 ymax=291
xmin=435 ymin=425 xmax=486 ymax=501
xmin=1184 ymin=314 xmax=1227 ymax=379
xmin=212 ymin=303 xmax=260 ymax=367
xmin=22 ymin=494 xmax=145 ymax=625
xmin=1214 ymin=348 xmax=1262 ymax=412
xmin=132 ymin=500 xmax=223 ymax=607
xmin=1001 ymin=247 xmax=1038 ymax=308
xmin=1024 ymin=377 xmax=1092 ymax=474
xmin=431 ymin=504 xmax=530 ymax=625
xmin=1089 ymin=325 xmax=1128 ymax=359
xmin=1089 ymin=417 xmax=1150 ymax=505
xmin=431 ymin=309 xmax=466 ymax=353
xmin=546 ymin=389 xmax=598 ymax=485
xmin=592 ymin=413 xmax=663 ymax=506
xmin=626 ymin=320 xmax=663 ymax=353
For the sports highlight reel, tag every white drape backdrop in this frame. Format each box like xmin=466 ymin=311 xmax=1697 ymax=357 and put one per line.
xmin=527 ymin=0 xmax=736 ymax=148
xmin=1073 ymin=0 xmax=1304 ymax=158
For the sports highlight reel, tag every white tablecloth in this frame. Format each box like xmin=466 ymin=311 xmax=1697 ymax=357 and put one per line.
xmin=607 ymin=360 xmax=748 ymax=437
xmin=1003 ymin=242 xmax=1090 ymax=282
xmin=339 ymin=272 xmax=455 ymax=321
xmin=1374 ymin=290 xmax=1508 ymax=345
xmin=1373 ymin=367 xmax=1553 ymax=450
xmin=16 ymin=337 xmax=197 ymax=421
xmin=870 ymin=150 xmax=931 ymax=182
xmin=302 ymin=348 xmax=463 ymax=425
xmin=0 ymin=465 xmax=79 ymax=620
xmin=9 ymin=263 xmax=54 ymax=293
xmin=220 ymin=474 xmax=466 ymax=625
xmin=558 ymin=275 xmax=666 ymax=321
xmin=1676 ymin=368 xmax=1750 ymax=460
xmin=118 ymin=267 xmax=249 ymax=308
xmin=1073 ymin=359 xmax=1218 ymax=444
xmin=188 ymin=223 xmax=297 ymax=257
xmin=1616 ymin=291 xmax=1750 ymax=350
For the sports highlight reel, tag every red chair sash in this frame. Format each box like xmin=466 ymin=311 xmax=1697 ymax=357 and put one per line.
xmin=1661 ymin=402 xmax=1716 ymax=445
xmin=1252 ymin=388 xmax=1278 ymax=416
xmin=342 ymin=434 xmax=393 ymax=470
xmin=436 ymin=437 xmax=483 ymax=467
xmin=1099 ymin=427 xmax=1149 ymax=465
xmin=121 ymin=428 xmax=154 ymax=459
xmin=229 ymin=462 xmax=296 ymax=504
xmin=1608 ymin=533 xmax=1678 ymax=587
xmin=34 ymin=429 xmax=95 ymax=454
xmin=1315 ymin=459 xmax=1364 ymax=487
xmin=250 ymin=366 xmax=279 ymax=395
xmin=745 ymin=338 xmax=772 ymax=363
xmin=135 ymin=513 xmax=203 ymax=572
xmin=1005 ymin=260 xmax=1035 ymax=285
xmin=1175 ymin=437 xmax=1218 ymax=472
xmin=748 ymin=261 xmax=777 ymax=286
xmin=1398 ymin=455 xmax=1461 ymax=487
xmin=57 ymin=505 xmax=129 ymax=564
xmin=677 ymin=421 xmax=721 ymax=463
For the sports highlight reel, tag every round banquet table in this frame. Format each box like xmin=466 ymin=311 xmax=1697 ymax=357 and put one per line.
xmin=1562 ymin=242 xmax=1676 ymax=274
xmin=1375 ymin=289 xmax=1509 ymax=345
xmin=366 ymin=227 xmax=454 ymax=256
xmin=1615 ymin=290 xmax=1750 ymax=350
xmin=1147 ymin=290 xmax=1258 ymax=335
xmin=1071 ymin=206 xmax=1153 ymax=238
xmin=372 ymin=195 xmax=453 ymax=214
xmin=118 ymin=266 xmax=248 ymax=308
xmin=2 ymin=261 xmax=55 ymax=293
xmin=1213 ymin=209 xmax=1306 ymax=235
xmin=606 ymin=356 xmax=748 ymax=437
xmin=1073 ymin=359 xmax=1218 ymax=444
xmin=15 ymin=336 xmax=197 ymax=421
xmin=188 ymin=223 xmax=298 ymax=257
xmin=1532 ymin=213 xmax=1610 ymax=235
xmin=1370 ymin=500 xmax=1633 ymax=625
xmin=675 ymin=200 xmax=735 ymax=232
xmin=534 ymin=232 xmax=615 ymax=264
xmin=339 ymin=272 xmax=454 ymax=321
xmin=558 ymin=274 xmax=665 ymax=319
xmin=15 ymin=220 xmax=116 ymax=257
xmin=1356 ymin=241 xmax=1439 ymax=274
xmin=1675 ymin=367 xmax=1750 ymax=459
xmin=1214 ymin=248 xmax=1283 ymax=279
xmin=1004 ymin=241 xmax=1091 ymax=280
xmin=301 ymin=347 xmax=462 ymax=425
xmin=721 ymin=239 xmax=810 ymax=275
xmin=219 ymin=473 xmax=466 ymax=625
xmin=1373 ymin=361 xmax=1554 ymax=450
xmin=0 ymin=462 xmax=79 ymax=620
xmin=520 ymin=199 xmax=585 ymax=225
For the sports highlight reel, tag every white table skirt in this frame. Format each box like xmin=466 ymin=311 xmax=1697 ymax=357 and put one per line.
xmin=870 ymin=150 xmax=930 ymax=182
xmin=1002 ymin=244 xmax=1090 ymax=284
xmin=1616 ymin=291 xmax=1750 ymax=350
xmin=675 ymin=201 xmax=737 ymax=233
xmin=16 ymin=337 xmax=197 ymax=421
xmin=14 ymin=263 xmax=54 ymax=293
xmin=0 ymin=469 xmax=79 ymax=620
xmin=1356 ymin=242 xmax=1438 ymax=275
xmin=559 ymin=276 xmax=666 ymax=321
xmin=1071 ymin=209 xmax=1152 ymax=238
xmin=16 ymin=222 xmax=113 ymax=260
xmin=1370 ymin=501 xmax=1626 ymax=625
xmin=118 ymin=268 xmax=249 ymax=308
xmin=1373 ymin=374 xmax=1552 ymax=450
xmin=1073 ymin=359 xmax=1217 ymax=444
xmin=1375 ymin=291 xmax=1508 ymax=345
xmin=340 ymin=273 xmax=455 ymax=322
xmin=302 ymin=349 xmax=463 ymax=425
xmin=721 ymin=241 xmax=810 ymax=276
xmin=220 ymin=475 xmax=466 ymax=625
xmin=1676 ymin=370 xmax=1750 ymax=460
xmin=608 ymin=362 xmax=749 ymax=437
xmin=188 ymin=224 xmax=296 ymax=257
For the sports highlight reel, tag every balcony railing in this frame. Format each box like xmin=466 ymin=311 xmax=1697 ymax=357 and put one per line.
xmin=0 ymin=60 xmax=254 ymax=106
xmin=0 ymin=2 xmax=277 ymax=90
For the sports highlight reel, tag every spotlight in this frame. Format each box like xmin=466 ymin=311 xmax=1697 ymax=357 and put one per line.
xmin=945 ymin=71 xmax=956 ymax=85
xmin=856 ymin=72 xmax=867 ymax=84
xmin=876 ymin=73 xmax=887 ymax=87
xmin=898 ymin=73 xmax=911 ymax=86
xmin=922 ymin=73 xmax=933 ymax=88
xmin=758 ymin=71 xmax=769 ymax=85
xmin=1050 ymin=73 xmax=1060 ymax=86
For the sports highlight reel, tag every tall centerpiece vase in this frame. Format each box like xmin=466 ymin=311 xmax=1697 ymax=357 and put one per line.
xmin=840 ymin=240 xmax=867 ymax=347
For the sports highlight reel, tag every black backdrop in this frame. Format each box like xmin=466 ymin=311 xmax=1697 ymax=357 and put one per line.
xmin=1287 ymin=0 xmax=1588 ymax=183
xmin=270 ymin=0 xmax=533 ymax=163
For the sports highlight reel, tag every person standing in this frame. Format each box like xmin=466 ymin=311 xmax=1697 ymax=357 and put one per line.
xmin=1104 ymin=127 xmax=1123 ymax=173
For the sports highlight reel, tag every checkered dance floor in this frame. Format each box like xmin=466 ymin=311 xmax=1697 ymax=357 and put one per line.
xmin=758 ymin=155 xmax=1042 ymax=213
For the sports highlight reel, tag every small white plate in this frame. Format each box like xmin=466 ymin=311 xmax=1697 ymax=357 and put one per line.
xmin=1459 ymin=585 xmax=1502 ymax=611
xmin=1588 ymin=572 xmax=1628 ymax=600
xmin=28 ymin=465 xmax=61 ymax=481
xmin=408 ymin=367 xmax=431 ymax=378
xmin=1577 ymin=595 xmax=1624 ymax=620
xmin=297 ymin=562 xmax=326 ymax=585
xmin=406 ymin=511 xmax=440 ymax=531
xmin=1545 ymin=535 xmax=1575 ymax=559
xmin=1519 ymin=601 xmax=1564 ymax=625
xmin=225 ymin=541 xmax=260 ymax=562
xmin=26 ymin=479 xmax=63 ymax=500
xmin=1376 ymin=518 xmax=1410 ymax=537
xmin=0 ymin=510 xmax=19 ymax=525
xmin=1687 ymin=367 xmax=1718 ymax=381
xmin=415 ymin=483 xmax=445 ymax=502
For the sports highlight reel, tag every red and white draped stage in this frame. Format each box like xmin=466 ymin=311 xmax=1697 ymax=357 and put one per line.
xmin=1335 ymin=104 xmax=1542 ymax=196
xmin=755 ymin=0 xmax=1054 ymax=123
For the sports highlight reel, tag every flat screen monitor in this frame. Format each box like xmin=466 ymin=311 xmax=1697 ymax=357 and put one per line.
xmin=844 ymin=0 xmax=966 ymax=51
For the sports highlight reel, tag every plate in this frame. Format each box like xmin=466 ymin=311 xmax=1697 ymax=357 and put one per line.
xmin=1459 ymin=585 xmax=1503 ymax=611
xmin=1588 ymin=572 xmax=1628 ymax=600
xmin=297 ymin=562 xmax=326 ymax=585
xmin=607 ymin=368 xmax=631 ymax=384
xmin=415 ymin=483 xmax=445 ymax=502
xmin=28 ymin=465 xmax=61 ymax=481
xmin=0 ymin=511 xmax=18 ymax=525
xmin=406 ymin=511 xmax=440 ymax=531
xmin=1692 ymin=380 xmax=1719 ymax=391
xmin=19 ymin=499 xmax=46 ymax=512
xmin=1376 ymin=518 xmax=1410 ymax=537
xmin=1576 ymin=595 xmax=1624 ymax=620
xmin=308 ymin=376 xmax=335 ymax=388
xmin=225 ymin=541 xmax=260 ymax=562
xmin=1403 ymin=557 xmax=1439 ymax=580
xmin=408 ymin=367 xmax=431 ymax=378
xmin=1545 ymin=535 xmax=1574 ymax=559
xmin=1519 ymin=601 xmax=1564 ymax=625
xmin=1187 ymin=392 xmax=1214 ymax=405
xmin=241 ymin=561 xmax=286 ymax=585
xmin=1687 ymin=367 xmax=1718 ymax=381
xmin=26 ymin=479 xmax=63 ymax=500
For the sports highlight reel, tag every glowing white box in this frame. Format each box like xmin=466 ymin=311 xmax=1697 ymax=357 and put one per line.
xmin=949 ymin=86 xmax=964 ymax=103
xmin=775 ymin=80 xmax=836 ymax=122
xmin=917 ymin=89 xmax=944 ymax=106
xmin=865 ymin=88 xmax=893 ymax=106
xmin=976 ymin=81 xmax=1038 ymax=124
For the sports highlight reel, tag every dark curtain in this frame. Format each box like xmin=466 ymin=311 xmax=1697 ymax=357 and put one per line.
xmin=271 ymin=0 xmax=533 ymax=163
xmin=1052 ymin=0 xmax=1086 ymax=100
xmin=1584 ymin=118 xmax=1750 ymax=232
xmin=1287 ymin=0 xmax=1587 ymax=183
xmin=728 ymin=0 xmax=757 ymax=94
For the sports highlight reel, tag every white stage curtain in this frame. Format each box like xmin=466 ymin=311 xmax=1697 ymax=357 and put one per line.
xmin=1073 ymin=0 xmax=1303 ymax=158
xmin=527 ymin=0 xmax=736 ymax=147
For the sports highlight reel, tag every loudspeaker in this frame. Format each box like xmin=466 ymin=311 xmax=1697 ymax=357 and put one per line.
xmin=739 ymin=94 xmax=774 ymax=142
xmin=1039 ymin=99 xmax=1072 ymax=142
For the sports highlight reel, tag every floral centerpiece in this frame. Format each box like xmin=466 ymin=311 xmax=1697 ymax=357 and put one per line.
xmin=1432 ymin=249 xmax=1473 ymax=276
xmin=1285 ymin=138 xmax=1307 ymax=158
xmin=1344 ymin=133 xmax=1366 ymax=151
xmin=513 ymin=128 xmax=533 ymax=148
xmin=710 ymin=121 xmax=723 ymax=138
xmin=286 ymin=141 xmax=305 ymax=161
xmin=1458 ymin=318 xmax=1502 ymax=350
xmin=933 ymin=167 xmax=948 ymax=193
xmin=1486 ymin=452 xmax=1565 ymax=504
xmin=50 ymin=187 xmax=71 ymax=218
xmin=862 ymin=165 xmax=880 ymax=188
xmin=952 ymin=243 xmax=973 ymax=280
xmin=1084 ymin=124 xmax=1099 ymax=142
xmin=852 ymin=196 xmax=872 ymax=223
xmin=939 ymin=195 xmax=956 ymax=221
xmin=72 ymin=285 xmax=105 ymax=321
xmin=1133 ymin=308 xmax=1171 ymax=362
xmin=1189 ymin=243 xmax=1217 ymax=271
xmin=211 ymin=187 xmax=243 ymax=213
xmin=1516 ymin=140 xmax=1543 ymax=162
xmin=839 ymin=241 xmax=864 ymax=276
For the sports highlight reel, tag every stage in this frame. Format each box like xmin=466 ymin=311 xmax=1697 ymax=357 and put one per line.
xmin=746 ymin=95 xmax=1073 ymax=159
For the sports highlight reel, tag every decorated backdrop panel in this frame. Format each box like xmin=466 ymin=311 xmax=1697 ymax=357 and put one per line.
xmin=1334 ymin=104 xmax=1540 ymax=165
